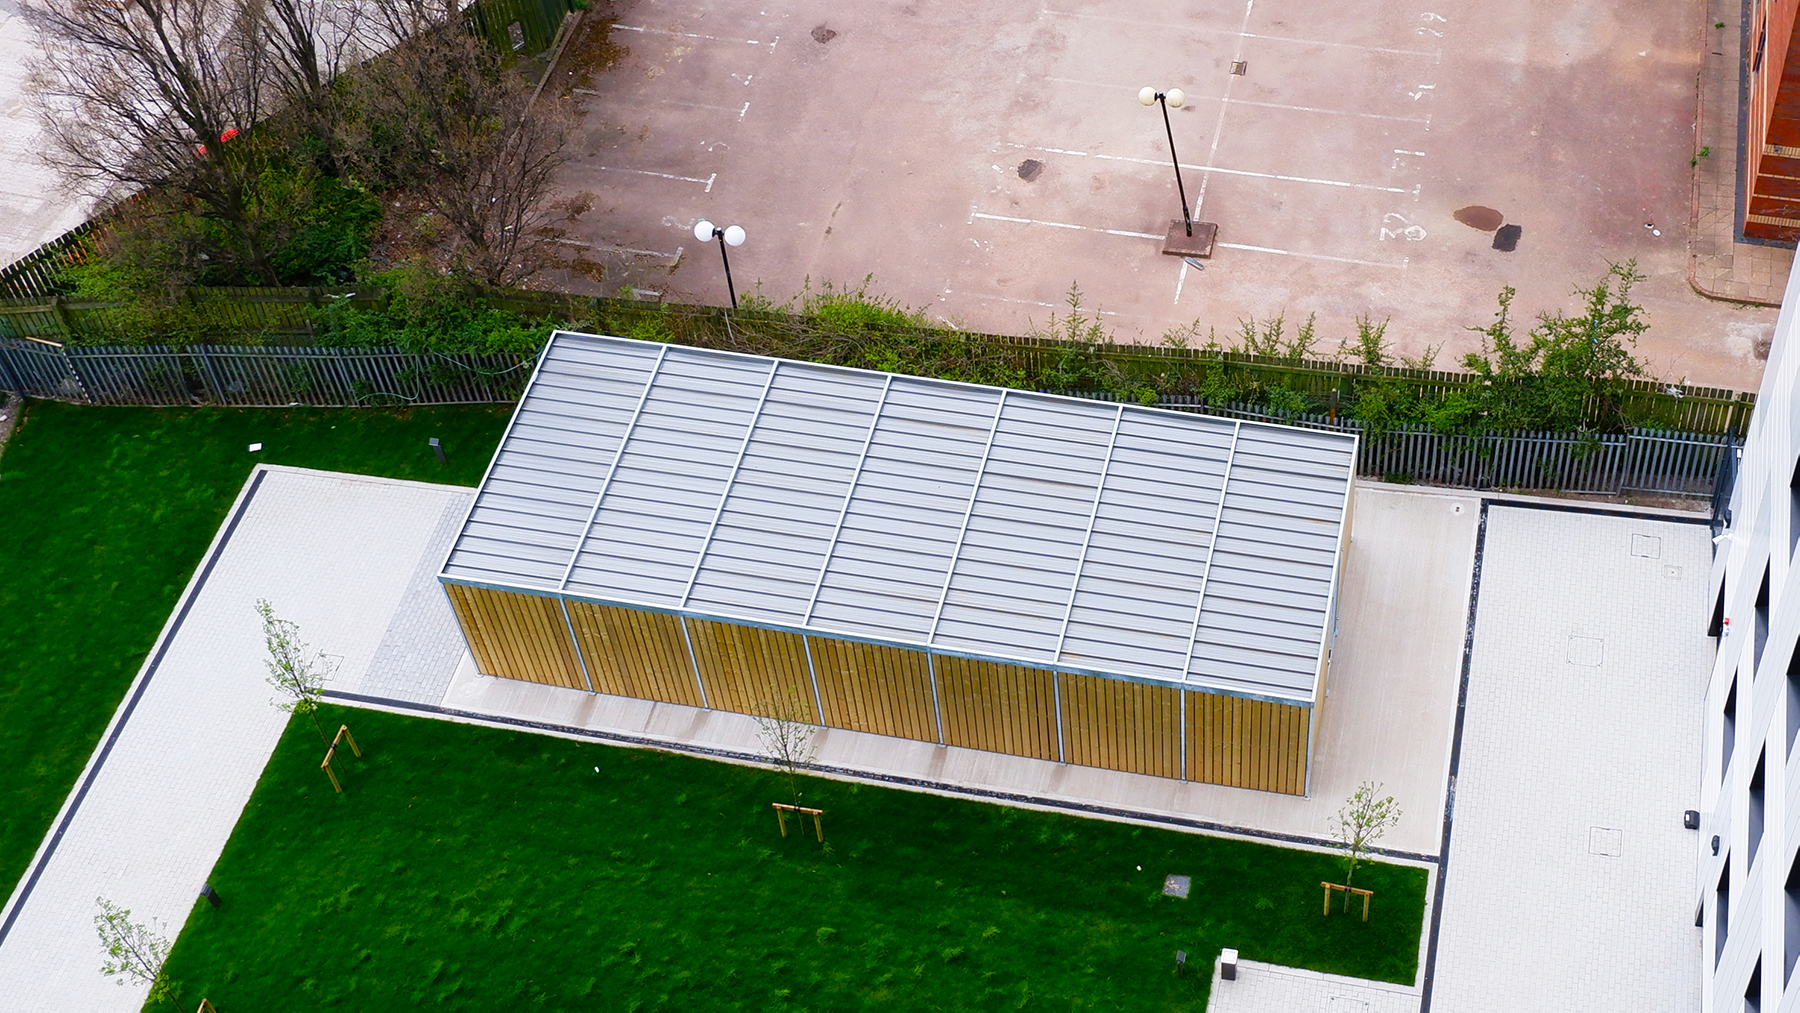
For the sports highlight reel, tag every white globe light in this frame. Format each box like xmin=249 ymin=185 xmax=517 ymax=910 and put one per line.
xmin=722 ymin=224 xmax=746 ymax=247
xmin=1138 ymin=86 xmax=1157 ymax=106
xmin=1165 ymin=88 xmax=1185 ymax=108
xmin=693 ymin=219 xmax=716 ymax=242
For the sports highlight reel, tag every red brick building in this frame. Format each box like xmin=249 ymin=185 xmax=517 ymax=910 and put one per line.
xmin=1746 ymin=0 xmax=1800 ymax=240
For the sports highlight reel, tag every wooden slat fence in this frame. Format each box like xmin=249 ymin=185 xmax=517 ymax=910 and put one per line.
xmin=0 ymin=338 xmax=533 ymax=406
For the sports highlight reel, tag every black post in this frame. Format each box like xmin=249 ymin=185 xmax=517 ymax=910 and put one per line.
xmin=715 ymin=232 xmax=738 ymax=310
xmin=1158 ymin=94 xmax=1193 ymax=236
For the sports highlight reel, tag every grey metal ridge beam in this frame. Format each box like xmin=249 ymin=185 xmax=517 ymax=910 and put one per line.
xmin=925 ymin=390 xmax=1009 ymax=646
xmin=677 ymin=359 xmax=783 ymax=607
xmin=557 ymin=342 xmax=672 ymax=591
xmin=1179 ymin=418 xmax=1243 ymax=682
xmin=1050 ymin=403 xmax=1125 ymax=666
xmin=800 ymin=373 xmax=895 ymax=625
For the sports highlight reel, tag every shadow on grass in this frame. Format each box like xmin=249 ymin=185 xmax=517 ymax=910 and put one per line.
xmin=158 ymin=705 xmax=1427 ymax=1011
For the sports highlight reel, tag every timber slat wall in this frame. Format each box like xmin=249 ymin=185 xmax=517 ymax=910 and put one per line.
xmin=444 ymin=584 xmax=584 ymax=690
xmin=809 ymin=638 xmax=937 ymax=743
xmin=1186 ymin=692 xmax=1308 ymax=795
xmin=934 ymin=657 xmax=1060 ymax=762
xmin=1061 ymin=673 xmax=1181 ymax=780
xmin=686 ymin=620 xmax=817 ymax=721
xmin=564 ymin=601 xmax=700 ymax=706
xmin=445 ymin=585 xmax=1313 ymax=793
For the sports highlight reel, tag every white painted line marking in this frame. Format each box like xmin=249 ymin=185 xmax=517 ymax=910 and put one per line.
xmin=1004 ymin=143 xmax=1411 ymax=195
xmin=1196 ymin=0 xmax=1258 ymax=214
xmin=1174 ymin=260 xmax=1189 ymax=305
xmin=1395 ymin=149 xmax=1426 ymax=156
xmin=548 ymin=239 xmax=685 ymax=260
xmin=970 ymin=211 xmax=1161 ymax=239
xmin=595 ymin=166 xmax=718 ymax=192
xmin=944 ymin=288 xmax=1127 ymax=316
xmin=1041 ymin=9 xmax=1438 ymax=59
xmin=612 ymin=24 xmax=768 ymax=46
xmin=589 ymin=91 xmax=746 ymax=114
xmin=1043 ymin=79 xmax=1431 ymax=124
xmin=1215 ymin=242 xmax=1405 ymax=269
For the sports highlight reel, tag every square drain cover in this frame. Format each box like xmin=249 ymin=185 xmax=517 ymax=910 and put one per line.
xmin=1588 ymin=827 xmax=1623 ymax=857
xmin=1631 ymin=534 xmax=1662 ymax=558
xmin=1163 ymin=874 xmax=1191 ymax=898
xmin=1567 ymin=636 xmax=1603 ymax=667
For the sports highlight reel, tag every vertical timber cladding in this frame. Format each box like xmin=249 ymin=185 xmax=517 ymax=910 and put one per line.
xmin=684 ymin=619 xmax=820 ymax=721
xmin=934 ymin=655 xmax=1059 ymax=761
xmin=807 ymin=637 xmax=937 ymax=743
xmin=563 ymin=600 xmax=703 ymax=707
xmin=1185 ymin=691 xmax=1309 ymax=795
xmin=443 ymin=583 xmax=586 ymax=690
xmin=1059 ymin=672 xmax=1181 ymax=779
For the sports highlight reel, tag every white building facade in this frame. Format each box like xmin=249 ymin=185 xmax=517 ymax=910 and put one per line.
xmin=1709 ymin=261 xmax=1800 ymax=1013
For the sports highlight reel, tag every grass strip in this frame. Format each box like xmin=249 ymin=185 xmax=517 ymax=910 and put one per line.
xmin=0 ymin=400 xmax=510 ymax=901
xmin=158 ymin=704 xmax=1427 ymax=1011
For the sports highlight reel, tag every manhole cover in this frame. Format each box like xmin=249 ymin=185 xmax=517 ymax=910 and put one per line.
xmin=811 ymin=24 xmax=837 ymax=43
xmin=1162 ymin=874 xmax=1191 ymax=898
xmin=1017 ymin=159 xmax=1043 ymax=181
xmin=1492 ymin=224 xmax=1522 ymax=251
xmin=1567 ymin=636 xmax=1603 ymax=667
xmin=1664 ymin=564 xmax=1683 ymax=580
xmin=1588 ymin=827 xmax=1623 ymax=857
xmin=1631 ymin=533 xmax=1662 ymax=558
xmin=1453 ymin=205 xmax=1503 ymax=231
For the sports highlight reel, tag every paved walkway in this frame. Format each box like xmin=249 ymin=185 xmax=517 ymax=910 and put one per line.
xmin=1207 ymin=957 xmax=1421 ymax=1013
xmin=1426 ymin=505 xmax=1708 ymax=1011
xmin=0 ymin=4 xmax=90 ymax=269
xmin=0 ymin=467 xmax=472 ymax=1011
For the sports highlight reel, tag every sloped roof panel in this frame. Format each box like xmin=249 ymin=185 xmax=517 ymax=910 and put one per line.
xmin=443 ymin=333 xmax=1356 ymax=705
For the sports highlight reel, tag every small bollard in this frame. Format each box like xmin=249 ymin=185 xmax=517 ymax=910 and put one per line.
xmin=1174 ymin=950 xmax=1187 ymax=977
xmin=429 ymin=437 xmax=446 ymax=464
xmin=1220 ymin=947 xmax=1238 ymax=981
xmin=199 ymin=883 xmax=221 ymax=909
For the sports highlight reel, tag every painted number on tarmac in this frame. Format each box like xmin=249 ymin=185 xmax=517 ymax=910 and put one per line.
xmin=1380 ymin=213 xmax=1427 ymax=241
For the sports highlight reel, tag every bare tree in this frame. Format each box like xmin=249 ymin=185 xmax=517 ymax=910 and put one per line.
xmin=21 ymin=0 xmax=292 ymax=283
xmin=95 ymin=898 xmax=185 ymax=1013
xmin=1329 ymin=780 xmax=1401 ymax=910
xmin=345 ymin=0 xmax=582 ymax=286
xmin=754 ymin=691 xmax=819 ymax=808
xmin=257 ymin=598 xmax=336 ymax=743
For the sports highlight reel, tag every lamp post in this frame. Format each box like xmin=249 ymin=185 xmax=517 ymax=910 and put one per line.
xmin=693 ymin=219 xmax=746 ymax=309
xmin=1138 ymin=86 xmax=1191 ymax=236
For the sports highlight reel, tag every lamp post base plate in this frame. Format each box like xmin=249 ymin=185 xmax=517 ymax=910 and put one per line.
xmin=1161 ymin=220 xmax=1217 ymax=258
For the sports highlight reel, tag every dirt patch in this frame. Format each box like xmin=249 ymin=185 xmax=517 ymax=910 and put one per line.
xmin=1453 ymin=206 xmax=1503 ymax=231
xmin=557 ymin=14 xmax=627 ymax=97
xmin=811 ymin=25 xmax=838 ymax=43
xmin=1017 ymin=159 xmax=1043 ymax=181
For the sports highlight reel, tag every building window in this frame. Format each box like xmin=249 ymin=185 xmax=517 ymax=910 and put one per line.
xmin=1786 ymin=856 xmax=1800 ymax=983
xmin=1751 ymin=751 xmax=1767 ymax=865
xmin=1757 ymin=568 xmax=1772 ymax=672
xmin=1790 ymin=645 xmax=1800 ymax=757
xmin=1726 ymin=679 xmax=1739 ymax=779
xmin=1714 ymin=584 xmax=1729 ymax=638
xmin=1789 ymin=455 xmax=1800 ymax=558
xmin=1720 ymin=861 xmax=1733 ymax=965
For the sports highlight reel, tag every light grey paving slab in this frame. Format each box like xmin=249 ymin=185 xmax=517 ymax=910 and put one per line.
xmin=1428 ymin=505 xmax=1708 ymax=1012
xmin=0 ymin=467 xmax=469 ymax=1012
xmin=1206 ymin=956 xmax=1420 ymax=1013
xmin=352 ymin=493 xmax=476 ymax=703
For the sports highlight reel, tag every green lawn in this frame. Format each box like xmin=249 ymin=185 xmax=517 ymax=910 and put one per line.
xmin=0 ymin=400 xmax=511 ymax=900
xmin=157 ymin=705 xmax=1427 ymax=1011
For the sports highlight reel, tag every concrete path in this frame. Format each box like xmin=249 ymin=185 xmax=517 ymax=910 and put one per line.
xmin=1207 ymin=956 xmax=1421 ymax=1013
xmin=1426 ymin=504 xmax=1708 ymax=1011
xmin=0 ymin=6 xmax=91 ymax=268
xmin=0 ymin=466 xmax=472 ymax=1012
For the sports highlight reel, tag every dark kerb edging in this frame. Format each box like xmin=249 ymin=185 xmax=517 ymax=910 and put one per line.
xmin=322 ymin=688 xmax=1438 ymax=865
xmin=0 ymin=469 xmax=268 ymax=947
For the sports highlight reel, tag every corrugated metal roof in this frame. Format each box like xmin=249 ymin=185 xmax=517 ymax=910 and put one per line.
xmin=441 ymin=332 xmax=1357 ymax=705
